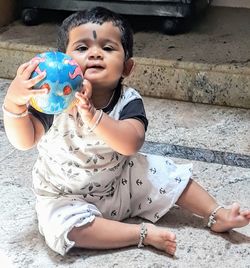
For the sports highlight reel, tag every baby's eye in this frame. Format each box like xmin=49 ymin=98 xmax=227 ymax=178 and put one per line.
xmin=103 ymin=46 xmax=114 ymax=52
xmin=76 ymin=45 xmax=88 ymax=52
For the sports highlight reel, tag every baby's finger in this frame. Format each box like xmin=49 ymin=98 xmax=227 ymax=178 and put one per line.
xmin=77 ymin=103 xmax=91 ymax=111
xmin=75 ymin=92 xmax=91 ymax=108
xmin=16 ymin=62 xmax=31 ymax=76
xmin=75 ymin=91 xmax=88 ymax=103
xmin=26 ymin=71 xmax=46 ymax=88
xmin=75 ymin=91 xmax=83 ymax=100
xmin=22 ymin=60 xmax=40 ymax=80
xmin=82 ymin=79 xmax=92 ymax=99
xmin=29 ymin=88 xmax=49 ymax=96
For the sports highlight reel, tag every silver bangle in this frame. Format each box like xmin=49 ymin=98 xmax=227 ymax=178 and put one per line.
xmin=207 ymin=205 xmax=224 ymax=228
xmin=88 ymin=109 xmax=103 ymax=132
xmin=2 ymin=104 xmax=29 ymax=118
xmin=138 ymin=222 xmax=148 ymax=248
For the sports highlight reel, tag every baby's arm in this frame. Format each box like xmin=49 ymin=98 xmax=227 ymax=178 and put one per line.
xmin=3 ymin=61 xmax=47 ymax=150
xmin=92 ymin=112 xmax=145 ymax=155
xmin=75 ymin=81 xmax=145 ymax=156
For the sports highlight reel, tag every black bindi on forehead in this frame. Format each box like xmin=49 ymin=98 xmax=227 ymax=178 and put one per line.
xmin=93 ymin=30 xmax=97 ymax=39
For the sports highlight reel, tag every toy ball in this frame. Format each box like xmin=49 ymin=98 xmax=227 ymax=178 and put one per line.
xmin=30 ymin=51 xmax=83 ymax=114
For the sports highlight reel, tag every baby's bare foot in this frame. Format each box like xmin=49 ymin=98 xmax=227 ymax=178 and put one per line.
xmin=144 ymin=223 xmax=176 ymax=255
xmin=211 ymin=203 xmax=250 ymax=232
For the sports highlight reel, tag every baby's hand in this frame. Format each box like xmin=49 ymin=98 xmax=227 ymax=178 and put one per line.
xmin=75 ymin=79 xmax=96 ymax=123
xmin=5 ymin=60 xmax=47 ymax=107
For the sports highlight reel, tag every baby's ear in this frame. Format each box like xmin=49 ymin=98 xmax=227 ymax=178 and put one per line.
xmin=122 ymin=58 xmax=135 ymax=78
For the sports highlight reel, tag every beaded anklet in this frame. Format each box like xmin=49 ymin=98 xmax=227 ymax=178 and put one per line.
xmin=207 ymin=205 xmax=224 ymax=228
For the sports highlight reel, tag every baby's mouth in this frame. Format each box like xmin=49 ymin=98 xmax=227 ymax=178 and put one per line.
xmin=86 ymin=62 xmax=104 ymax=71
xmin=87 ymin=66 xmax=103 ymax=70
xmin=84 ymin=66 xmax=104 ymax=75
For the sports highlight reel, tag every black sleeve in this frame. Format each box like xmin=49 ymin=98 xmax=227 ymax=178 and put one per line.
xmin=28 ymin=106 xmax=54 ymax=132
xmin=119 ymin=99 xmax=148 ymax=131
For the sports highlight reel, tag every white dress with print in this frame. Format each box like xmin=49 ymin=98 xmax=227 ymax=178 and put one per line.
xmin=32 ymin=87 xmax=192 ymax=255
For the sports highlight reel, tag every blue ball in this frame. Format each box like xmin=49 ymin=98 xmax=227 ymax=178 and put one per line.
xmin=30 ymin=51 xmax=83 ymax=114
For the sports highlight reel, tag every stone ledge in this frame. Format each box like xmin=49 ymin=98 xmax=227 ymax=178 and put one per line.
xmin=125 ymin=57 xmax=250 ymax=109
xmin=1 ymin=42 xmax=250 ymax=109
xmin=0 ymin=42 xmax=52 ymax=84
xmin=1 ymin=6 xmax=250 ymax=109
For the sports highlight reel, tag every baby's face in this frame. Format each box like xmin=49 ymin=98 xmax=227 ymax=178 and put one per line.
xmin=66 ymin=22 xmax=126 ymax=90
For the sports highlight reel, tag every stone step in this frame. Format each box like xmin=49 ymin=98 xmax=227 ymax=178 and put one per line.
xmin=0 ymin=6 xmax=250 ymax=108
xmin=1 ymin=78 xmax=249 ymax=168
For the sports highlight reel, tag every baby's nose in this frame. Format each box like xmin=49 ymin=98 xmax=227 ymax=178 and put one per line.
xmin=88 ymin=47 xmax=103 ymax=59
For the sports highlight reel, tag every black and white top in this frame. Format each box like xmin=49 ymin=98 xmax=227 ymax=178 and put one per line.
xmin=28 ymin=84 xmax=148 ymax=133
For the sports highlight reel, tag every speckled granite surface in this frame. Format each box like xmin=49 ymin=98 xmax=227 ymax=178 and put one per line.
xmin=142 ymin=97 xmax=250 ymax=167
xmin=1 ymin=75 xmax=250 ymax=266
xmin=0 ymin=131 xmax=249 ymax=267
xmin=1 ymin=78 xmax=250 ymax=267
xmin=1 ymin=78 xmax=249 ymax=168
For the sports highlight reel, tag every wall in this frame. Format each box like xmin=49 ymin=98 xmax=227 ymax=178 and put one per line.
xmin=212 ymin=0 xmax=250 ymax=8
xmin=0 ymin=0 xmax=16 ymax=27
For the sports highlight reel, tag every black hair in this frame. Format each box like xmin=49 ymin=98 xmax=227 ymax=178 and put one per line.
xmin=57 ymin=6 xmax=133 ymax=60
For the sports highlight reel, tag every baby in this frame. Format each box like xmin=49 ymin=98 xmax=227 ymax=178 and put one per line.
xmin=3 ymin=7 xmax=250 ymax=256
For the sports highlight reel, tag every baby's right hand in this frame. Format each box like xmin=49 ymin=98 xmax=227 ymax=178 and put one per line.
xmin=4 ymin=60 xmax=47 ymax=107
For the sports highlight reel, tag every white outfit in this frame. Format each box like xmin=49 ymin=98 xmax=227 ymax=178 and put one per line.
xmin=32 ymin=87 xmax=192 ymax=255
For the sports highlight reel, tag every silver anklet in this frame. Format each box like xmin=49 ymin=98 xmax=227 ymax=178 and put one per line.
xmin=138 ymin=222 xmax=148 ymax=248
xmin=207 ymin=205 xmax=224 ymax=228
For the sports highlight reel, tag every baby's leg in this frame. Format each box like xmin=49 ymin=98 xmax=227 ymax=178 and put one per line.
xmin=68 ymin=217 xmax=177 ymax=255
xmin=176 ymin=179 xmax=250 ymax=232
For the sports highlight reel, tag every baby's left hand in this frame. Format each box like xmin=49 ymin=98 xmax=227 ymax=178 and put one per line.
xmin=75 ymin=79 xmax=96 ymax=123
